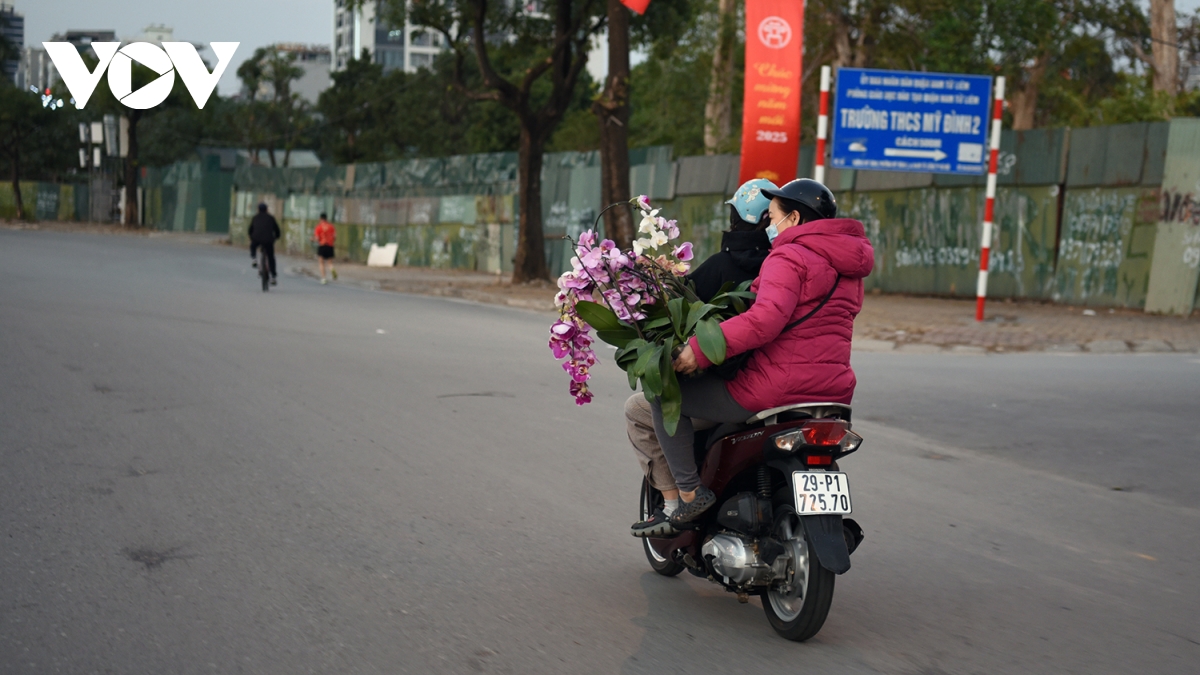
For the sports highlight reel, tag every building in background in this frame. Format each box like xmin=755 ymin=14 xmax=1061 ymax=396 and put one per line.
xmin=48 ymin=29 xmax=118 ymax=50
xmin=332 ymin=0 xmax=445 ymax=74
xmin=1 ymin=2 xmax=24 ymax=84
xmin=18 ymin=29 xmax=116 ymax=93
xmin=17 ymin=45 xmax=50 ymax=91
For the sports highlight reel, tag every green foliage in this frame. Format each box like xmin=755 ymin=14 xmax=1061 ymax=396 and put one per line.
xmin=231 ymin=47 xmax=314 ymax=167
xmin=766 ymin=0 xmax=1200 ymax=139
xmin=0 ymin=84 xmax=80 ymax=215
xmin=586 ymin=280 xmax=752 ymax=434
xmin=315 ymin=45 xmax=596 ymax=162
xmin=628 ymin=0 xmax=744 ymax=155
xmin=546 ymin=105 xmax=601 ymax=152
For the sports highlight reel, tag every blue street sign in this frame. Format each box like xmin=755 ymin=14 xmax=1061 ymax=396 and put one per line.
xmin=831 ymin=68 xmax=993 ymax=175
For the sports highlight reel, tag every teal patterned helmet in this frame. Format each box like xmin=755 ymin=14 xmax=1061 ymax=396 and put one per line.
xmin=725 ymin=179 xmax=778 ymax=225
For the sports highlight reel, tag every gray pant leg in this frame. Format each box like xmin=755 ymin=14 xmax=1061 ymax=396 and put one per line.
xmin=649 ymin=374 xmax=754 ymax=492
xmin=626 ymin=393 xmax=677 ymax=491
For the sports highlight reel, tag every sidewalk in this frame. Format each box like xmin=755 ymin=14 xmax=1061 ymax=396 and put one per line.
xmin=293 ymin=258 xmax=1200 ymax=355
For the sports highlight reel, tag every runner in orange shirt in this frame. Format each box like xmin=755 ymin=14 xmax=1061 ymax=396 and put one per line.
xmin=312 ymin=213 xmax=338 ymax=284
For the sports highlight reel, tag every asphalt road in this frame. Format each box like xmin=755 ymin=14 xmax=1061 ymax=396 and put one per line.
xmin=2 ymin=230 xmax=1197 ymax=675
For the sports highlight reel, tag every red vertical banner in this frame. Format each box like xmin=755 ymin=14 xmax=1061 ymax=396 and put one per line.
xmin=737 ymin=0 xmax=804 ymax=185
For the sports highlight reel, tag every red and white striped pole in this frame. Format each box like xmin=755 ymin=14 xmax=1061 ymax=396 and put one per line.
xmin=975 ymin=76 xmax=1006 ymax=322
xmin=814 ymin=65 xmax=831 ymax=185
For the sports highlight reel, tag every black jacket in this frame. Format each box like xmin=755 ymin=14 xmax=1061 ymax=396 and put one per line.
xmin=248 ymin=213 xmax=281 ymax=245
xmin=686 ymin=230 xmax=771 ymax=301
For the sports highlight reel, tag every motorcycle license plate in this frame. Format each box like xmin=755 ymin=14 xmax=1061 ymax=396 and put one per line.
xmin=792 ymin=471 xmax=852 ymax=515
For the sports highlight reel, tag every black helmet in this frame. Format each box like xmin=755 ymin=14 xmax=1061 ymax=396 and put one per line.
xmin=761 ymin=179 xmax=837 ymax=222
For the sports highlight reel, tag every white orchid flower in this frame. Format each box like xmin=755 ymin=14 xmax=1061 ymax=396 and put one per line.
xmin=650 ymin=230 xmax=669 ymax=248
xmin=638 ymin=214 xmax=659 ymax=234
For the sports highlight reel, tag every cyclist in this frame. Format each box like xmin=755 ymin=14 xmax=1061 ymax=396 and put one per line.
xmin=248 ymin=203 xmax=281 ymax=286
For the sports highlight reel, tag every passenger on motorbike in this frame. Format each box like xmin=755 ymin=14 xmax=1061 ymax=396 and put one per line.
xmin=648 ymin=179 xmax=875 ymax=526
xmin=628 ymin=179 xmax=776 ymax=537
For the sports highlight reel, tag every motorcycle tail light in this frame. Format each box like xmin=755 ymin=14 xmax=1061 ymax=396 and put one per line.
xmin=800 ymin=420 xmax=848 ymax=446
xmin=771 ymin=420 xmax=863 ymax=457
xmin=805 ymin=455 xmax=833 ymax=466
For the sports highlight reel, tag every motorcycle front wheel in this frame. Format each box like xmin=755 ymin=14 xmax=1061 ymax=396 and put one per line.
xmin=639 ymin=479 xmax=684 ymax=577
xmin=762 ymin=507 xmax=835 ymax=641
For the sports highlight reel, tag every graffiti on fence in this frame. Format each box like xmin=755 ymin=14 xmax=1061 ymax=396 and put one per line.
xmin=1053 ymin=187 xmax=1157 ymax=306
xmin=1183 ymin=229 xmax=1200 ymax=269
xmin=1058 ymin=189 xmax=1136 ymax=269
xmin=1161 ymin=189 xmax=1200 ymax=225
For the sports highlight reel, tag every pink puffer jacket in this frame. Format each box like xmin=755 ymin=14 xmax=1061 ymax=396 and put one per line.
xmin=688 ymin=218 xmax=874 ymax=412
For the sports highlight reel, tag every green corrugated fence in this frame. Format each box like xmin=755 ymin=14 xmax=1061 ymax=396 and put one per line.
xmin=0 ymin=182 xmax=86 ymax=221
xmin=162 ymin=124 xmax=1200 ymax=313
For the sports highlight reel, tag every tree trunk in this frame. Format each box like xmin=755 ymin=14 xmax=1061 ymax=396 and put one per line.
xmin=11 ymin=153 xmax=23 ymax=221
xmin=123 ymin=113 xmax=140 ymax=227
xmin=829 ymin=7 xmax=852 ymax=69
xmin=513 ymin=126 xmax=549 ymax=283
xmin=1150 ymin=0 xmax=1179 ymax=95
xmin=703 ymin=0 xmax=737 ymax=155
xmin=594 ymin=0 xmax=634 ymax=249
xmin=1010 ymin=56 xmax=1049 ymax=130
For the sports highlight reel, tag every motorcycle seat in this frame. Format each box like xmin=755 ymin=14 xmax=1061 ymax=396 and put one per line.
xmin=747 ymin=402 xmax=852 ymax=425
xmin=694 ymin=404 xmax=853 ymax=461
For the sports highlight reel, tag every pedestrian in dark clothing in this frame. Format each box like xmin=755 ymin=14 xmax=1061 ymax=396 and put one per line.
xmin=685 ymin=178 xmax=775 ymax=301
xmin=249 ymin=203 xmax=282 ymax=285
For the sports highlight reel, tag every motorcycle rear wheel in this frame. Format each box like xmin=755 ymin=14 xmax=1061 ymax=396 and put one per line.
xmin=639 ymin=479 xmax=684 ymax=577
xmin=762 ymin=508 xmax=835 ymax=641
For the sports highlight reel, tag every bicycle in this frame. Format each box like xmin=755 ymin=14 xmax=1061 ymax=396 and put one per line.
xmin=258 ymin=246 xmax=270 ymax=292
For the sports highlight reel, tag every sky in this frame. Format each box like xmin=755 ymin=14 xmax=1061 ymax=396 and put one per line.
xmin=20 ymin=0 xmax=335 ymax=96
xmin=17 ymin=0 xmax=1200 ymax=98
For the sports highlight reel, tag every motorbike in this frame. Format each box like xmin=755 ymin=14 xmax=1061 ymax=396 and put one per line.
xmin=639 ymin=402 xmax=865 ymax=642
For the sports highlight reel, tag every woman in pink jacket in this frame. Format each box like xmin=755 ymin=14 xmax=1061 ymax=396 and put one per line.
xmin=648 ymin=179 xmax=875 ymax=527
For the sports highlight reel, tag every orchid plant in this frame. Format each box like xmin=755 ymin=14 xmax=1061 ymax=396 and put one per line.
xmin=548 ymin=196 xmax=755 ymax=434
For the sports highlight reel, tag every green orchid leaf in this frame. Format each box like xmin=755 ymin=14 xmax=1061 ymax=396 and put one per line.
xmin=631 ymin=343 xmax=657 ymax=378
xmin=614 ymin=338 xmax=648 ymax=369
xmin=641 ymin=316 xmax=672 ymax=330
xmin=685 ymin=302 xmax=718 ymax=336
xmin=694 ymin=317 xmax=727 ymax=365
xmin=574 ymin=300 xmax=623 ymax=332
xmin=660 ymin=362 xmax=682 ymax=436
xmin=596 ymin=326 xmax=638 ymax=349
xmin=642 ymin=345 xmax=665 ymax=397
xmin=667 ymin=297 xmax=686 ymax=337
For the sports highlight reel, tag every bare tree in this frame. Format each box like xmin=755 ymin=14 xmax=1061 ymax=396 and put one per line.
xmin=1150 ymin=0 xmax=1179 ymax=94
xmin=703 ymin=0 xmax=736 ymax=154
xmin=593 ymin=0 xmax=634 ymax=248
xmin=368 ymin=0 xmax=606 ymax=283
